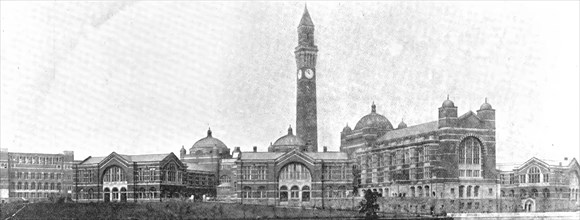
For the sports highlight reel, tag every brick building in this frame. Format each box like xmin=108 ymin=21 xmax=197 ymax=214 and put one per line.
xmin=497 ymin=157 xmax=580 ymax=212
xmin=73 ymin=152 xmax=188 ymax=202
xmin=341 ymin=98 xmax=498 ymax=213
xmin=0 ymin=148 xmax=75 ymax=203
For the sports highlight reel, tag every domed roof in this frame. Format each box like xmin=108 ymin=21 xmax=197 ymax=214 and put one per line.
xmin=354 ymin=102 xmax=394 ymax=130
xmin=480 ymin=98 xmax=492 ymax=110
xmin=442 ymin=95 xmax=455 ymax=108
xmin=397 ymin=120 xmax=407 ymax=129
xmin=273 ymin=126 xmax=306 ymax=147
xmin=191 ymin=129 xmax=228 ymax=151
xmin=342 ymin=124 xmax=352 ymax=133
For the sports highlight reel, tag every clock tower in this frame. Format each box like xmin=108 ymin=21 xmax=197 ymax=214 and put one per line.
xmin=295 ymin=6 xmax=318 ymax=151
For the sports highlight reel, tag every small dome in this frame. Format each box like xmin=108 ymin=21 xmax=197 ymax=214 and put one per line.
xmin=342 ymin=124 xmax=352 ymax=133
xmin=442 ymin=95 xmax=455 ymax=108
xmin=273 ymin=126 xmax=306 ymax=147
xmin=354 ymin=102 xmax=394 ymax=130
xmin=190 ymin=128 xmax=228 ymax=153
xmin=480 ymin=98 xmax=492 ymax=110
xmin=397 ymin=120 xmax=407 ymax=129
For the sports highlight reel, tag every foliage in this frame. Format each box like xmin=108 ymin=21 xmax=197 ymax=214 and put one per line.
xmin=359 ymin=189 xmax=380 ymax=219
xmin=8 ymin=201 xmax=359 ymax=219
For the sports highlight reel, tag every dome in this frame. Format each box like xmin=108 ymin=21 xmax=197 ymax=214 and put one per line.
xmin=273 ymin=126 xmax=306 ymax=147
xmin=342 ymin=124 xmax=352 ymax=133
xmin=397 ymin=120 xmax=407 ymax=129
xmin=442 ymin=95 xmax=455 ymax=108
xmin=480 ymin=98 xmax=492 ymax=110
xmin=354 ymin=102 xmax=394 ymax=130
xmin=190 ymin=129 xmax=228 ymax=153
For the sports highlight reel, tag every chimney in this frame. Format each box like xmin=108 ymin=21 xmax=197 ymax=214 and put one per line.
xmin=323 ymin=146 xmax=327 ymax=152
xmin=253 ymin=146 xmax=257 ymax=152
xmin=565 ymin=157 xmax=568 ymax=161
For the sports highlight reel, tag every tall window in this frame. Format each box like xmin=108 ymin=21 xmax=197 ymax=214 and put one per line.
xmin=458 ymin=137 xmax=483 ymax=178
xmin=103 ymin=166 xmax=126 ymax=182
xmin=528 ymin=167 xmax=541 ymax=183
xmin=459 ymin=137 xmax=482 ymax=164
xmin=279 ymin=163 xmax=311 ymax=181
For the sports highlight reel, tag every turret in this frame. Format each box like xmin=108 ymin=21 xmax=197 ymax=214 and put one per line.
xmin=477 ymin=98 xmax=495 ymax=128
xmin=438 ymin=95 xmax=458 ymax=128
xmin=180 ymin=145 xmax=186 ymax=159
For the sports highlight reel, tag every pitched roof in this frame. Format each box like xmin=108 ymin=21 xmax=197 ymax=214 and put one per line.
xmin=125 ymin=154 xmax=170 ymax=162
xmin=240 ymin=152 xmax=285 ymax=160
xmin=185 ymin=163 xmax=217 ymax=172
xmin=79 ymin=153 xmax=172 ymax=165
xmin=305 ymin=152 xmax=348 ymax=160
xmin=377 ymin=121 xmax=439 ymax=142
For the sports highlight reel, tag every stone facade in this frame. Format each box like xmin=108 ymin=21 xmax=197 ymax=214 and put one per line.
xmin=0 ymin=148 xmax=74 ymax=203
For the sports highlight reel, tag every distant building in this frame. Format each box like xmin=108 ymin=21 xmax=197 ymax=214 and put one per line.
xmin=498 ymin=157 xmax=580 ymax=212
xmin=0 ymin=148 xmax=75 ymax=203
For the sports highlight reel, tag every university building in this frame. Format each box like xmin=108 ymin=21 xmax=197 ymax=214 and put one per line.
xmin=497 ymin=157 xmax=580 ymax=212
xmin=2 ymin=6 xmax=579 ymax=214
xmin=0 ymin=148 xmax=75 ymax=203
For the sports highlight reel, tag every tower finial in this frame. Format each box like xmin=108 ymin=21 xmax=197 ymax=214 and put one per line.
xmin=485 ymin=97 xmax=488 ymax=103
xmin=207 ymin=127 xmax=212 ymax=137
xmin=288 ymin=125 xmax=293 ymax=135
xmin=371 ymin=101 xmax=376 ymax=113
xmin=447 ymin=94 xmax=449 ymax=100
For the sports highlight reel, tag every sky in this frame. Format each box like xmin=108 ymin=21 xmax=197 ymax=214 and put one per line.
xmin=1 ymin=1 xmax=579 ymax=165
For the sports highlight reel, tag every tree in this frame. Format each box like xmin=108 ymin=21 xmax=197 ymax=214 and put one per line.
xmin=359 ymin=189 xmax=379 ymax=219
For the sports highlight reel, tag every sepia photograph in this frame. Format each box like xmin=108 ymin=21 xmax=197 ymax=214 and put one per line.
xmin=1 ymin=1 xmax=579 ymax=219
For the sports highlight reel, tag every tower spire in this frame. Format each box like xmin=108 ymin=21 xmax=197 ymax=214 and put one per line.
xmin=371 ymin=101 xmax=376 ymax=113
xmin=299 ymin=4 xmax=314 ymax=27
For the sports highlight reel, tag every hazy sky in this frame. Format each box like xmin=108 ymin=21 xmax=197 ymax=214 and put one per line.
xmin=1 ymin=1 xmax=579 ymax=164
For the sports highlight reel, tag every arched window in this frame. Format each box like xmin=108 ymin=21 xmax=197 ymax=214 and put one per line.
xmin=425 ymin=185 xmax=430 ymax=197
xmin=44 ymin=182 xmax=49 ymax=190
xmin=257 ymin=186 xmax=266 ymax=198
xmin=291 ymin=186 xmax=299 ymax=199
xmin=279 ymin=163 xmax=311 ymax=181
xmin=31 ymin=182 xmax=36 ymax=190
xmin=88 ymin=189 xmax=94 ymax=199
xmin=280 ymin=186 xmax=288 ymax=201
xmin=466 ymin=186 xmax=472 ymax=197
xmin=220 ymin=175 xmax=231 ymax=184
xmin=410 ymin=186 xmax=416 ymax=197
xmin=50 ymin=183 xmax=55 ymax=190
xmin=17 ymin=182 xmax=22 ymax=190
xmin=542 ymin=188 xmax=550 ymax=198
xmin=418 ymin=186 xmax=423 ymax=197
xmin=242 ymin=186 xmax=252 ymax=198
xmin=528 ymin=167 xmax=541 ymax=183
xmin=24 ymin=182 xmax=28 ymax=190
xmin=163 ymin=163 xmax=177 ymax=182
xmin=338 ymin=186 xmax=346 ymax=198
xmin=325 ymin=186 xmax=333 ymax=198
xmin=531 ymin=188 xmax=538 ymax=197
xmin=302 ymin=186 xmax=310 ymax=201
xmin=103 ymin=166 xmax=126 ymax=182
xmin=474 ymin=186 xmax=479 ymax=197
xmin=458 ymin=137 xmax=483 ymax=178
xmin=37 ymin=182 xmax=42 ymax=190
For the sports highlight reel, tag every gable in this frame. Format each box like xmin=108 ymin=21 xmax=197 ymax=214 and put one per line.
xmin=456 ymin=111 xmax=486 ymax=129
xmin=99 ymin=152 xmax=131 ymax=168
xmin=517 ymin=157 xmax=550 ymax=173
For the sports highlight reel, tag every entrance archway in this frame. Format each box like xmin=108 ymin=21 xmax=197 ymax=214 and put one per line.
xmin=278 ymin=162 xmax=312 ymax=205
xmin=120 ymin=187 xmax=127 ymax=202
xmin=523 ymin=199 xmax=536 ymax=212
xmin=104 ymin=188 xmax=110 ymax=202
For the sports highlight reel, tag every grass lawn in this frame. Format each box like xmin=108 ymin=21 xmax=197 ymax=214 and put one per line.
xmin=4 ymin=201 xmax=363 ymax=219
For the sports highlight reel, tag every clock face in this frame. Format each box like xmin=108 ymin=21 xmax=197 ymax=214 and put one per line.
xmin=305 ymin=69 xmax=314 ymax=79
xmin=297 ymin=69 xmax=303 ymax=79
